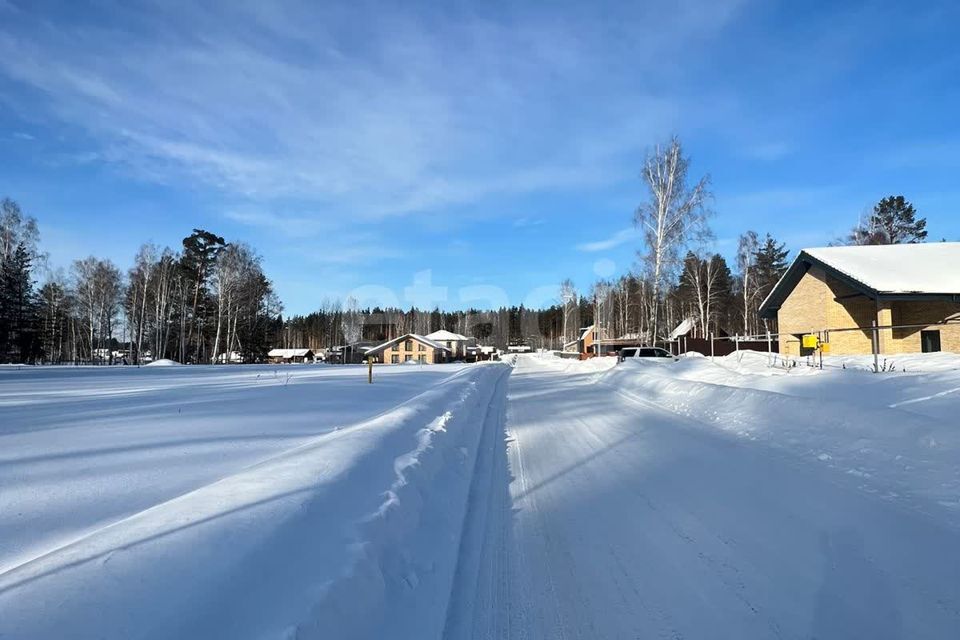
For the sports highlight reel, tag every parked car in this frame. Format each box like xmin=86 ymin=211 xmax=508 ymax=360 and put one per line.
xmin=619 ymin=347 xmax=678 ymax=362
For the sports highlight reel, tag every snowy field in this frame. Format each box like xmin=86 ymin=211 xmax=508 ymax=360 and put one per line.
xmin=2 ymin=353 xmax=960 ymax=638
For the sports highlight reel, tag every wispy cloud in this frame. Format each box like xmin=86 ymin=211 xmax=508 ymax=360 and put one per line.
xmin=512 ymin=216 xmax=545 ymax=228
xmin=223 ymin=210 xmax=336 ymax=237
xmin=12 ymin=131 xmax=35 ymax=140
xmin=0 ymin=1 xmax=745 ymax=221
xmin=576 ymin=226 xmax=640 ymax=252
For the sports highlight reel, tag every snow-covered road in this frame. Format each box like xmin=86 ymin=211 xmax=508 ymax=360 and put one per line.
xmin=3 ymin=355 xmax=960 ymax=638
xmin=446 ymin=355 xmax=960 ymax=639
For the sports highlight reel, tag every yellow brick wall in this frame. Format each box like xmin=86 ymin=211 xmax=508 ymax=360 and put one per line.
xmin=380 ymin=338 xmax=445 ymax=364
xmin=777 ymin=265 xmax=960 ymax=355
xmin=777 ymin=267 xmax=874 ymax=356
xmin=882 ymin=301 xmax=960 ymax=354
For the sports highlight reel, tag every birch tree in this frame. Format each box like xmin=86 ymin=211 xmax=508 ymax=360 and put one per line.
xmin=634 ymin=136 xmax=710 ymax=343
xmin=559 ymin=278 xmax=577 ymax=345
xmin=342 ymin=296 xmax=363 ymax=345
xmin=736 ymin=231 xmax=759 ymax=336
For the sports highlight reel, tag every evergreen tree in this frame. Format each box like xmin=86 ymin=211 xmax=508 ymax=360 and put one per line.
xmin=180 ymin=229 xmax=227 ymax=362
xmin=0 ymin=243 xmax=40 ymax=362
xmin=753 ymin=234 xmax=789 ymax=304
xmin=708 ymin=254 xmax=735 ymax=333
xmin=849 ymin=195 xmax=927 ymax=245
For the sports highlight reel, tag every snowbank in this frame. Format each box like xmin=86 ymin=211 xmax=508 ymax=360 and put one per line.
xmin=143 ymin=358 xmax=181 ymax=366
xmin=602 ymin=358 xmax=960 ymax=522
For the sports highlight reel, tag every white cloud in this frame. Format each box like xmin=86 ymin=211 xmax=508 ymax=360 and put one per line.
xmin=576 ymin=227 xmax=640 ymax=252
xmin=0 ymin=1 xmax=746 ymax=221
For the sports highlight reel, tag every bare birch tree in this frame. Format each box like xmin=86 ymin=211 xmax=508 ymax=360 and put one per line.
xmin=342 ymin=296 xmax=363 ymax=345
xmin=559 ymin=278 xmax=577 ymax=346
xmin=634 ymin=136 xmax=710 ymax=343
xmin=736 ymin=231 xmax=759 ymax=336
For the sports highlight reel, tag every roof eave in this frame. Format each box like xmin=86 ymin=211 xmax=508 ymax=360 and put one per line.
xmin=758 ymin=250 xmax=882 ymax=319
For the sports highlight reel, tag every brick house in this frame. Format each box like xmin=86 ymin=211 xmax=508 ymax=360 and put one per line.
xmin=759 ymin=243 xmax=960 ymax=356
xmin=365 ymin=333 xmax=451 ymax=364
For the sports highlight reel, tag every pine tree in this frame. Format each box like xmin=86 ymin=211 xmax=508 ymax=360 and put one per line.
xmin=753 ymin=234 xmax=789 ymax=304
xmin=0 ymin=243 xmax=40 ymax=362
xmin=849 ymin=195 xmax=927 ymax=245
xmin=180 ymin=229 xmax=227 ymax=362
xmin=708 ymin=254 xmax=734 ymax=334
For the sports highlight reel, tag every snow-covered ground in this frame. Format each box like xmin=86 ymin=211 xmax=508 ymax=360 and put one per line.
xmin=3 ymin=353 xmax=960 ymax=638
xmin=0 ymin=362 xmax=509 ymax=638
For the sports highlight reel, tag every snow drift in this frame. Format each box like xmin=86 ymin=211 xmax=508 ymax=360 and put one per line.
xmin=601 ymin=355 xmax=960 ymax=523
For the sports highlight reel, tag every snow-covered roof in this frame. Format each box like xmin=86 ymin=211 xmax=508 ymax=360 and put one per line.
xmin=425 ymin=329 xmax=469 ymax=341
xmin=669 ymin=318 xmax=696 ymax=340
xmin=803 ymin=243 xmax=960 ymax=294
xmin=578 ymin=325 xmax=594 ymax=341
xmin=366 ymin=333 xmax=451 ymax=354
xmin=268 ymin=348 xmax=313 ymax=358
xmin=759 ymin=242 xmax=960 ymax=318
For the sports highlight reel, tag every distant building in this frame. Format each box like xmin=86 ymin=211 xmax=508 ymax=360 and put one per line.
xmin=465 ymin=344 xmax=499 ymax=362
xmin=366 ymin=333 xmax=451 ymax=364
xmin=328 ymin=341 xmax=378 ymax=364
xmin=667 ymin=318 xmax=767 ymax=357
xmin=759 ymin=243 xmax=960 ymax=356
xmin=424 ymin=329 xmax=476 ymax=360
xmin=216 ymin=351 xmax=243 ymax=364
xmin=563 ymin=325 xmax=595 ymax=354
xmin=267 ymin=348 xmax=315 ymax=364
xmin=563 ymin=325 xmax=643 ymax=358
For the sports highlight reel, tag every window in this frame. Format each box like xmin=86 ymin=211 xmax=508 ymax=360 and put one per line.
xmin=419 ymin=342 xmax=425 ymax=351
xmin=405 ymin=355 xmax=413 ymax=363
xmin=418 ymin=354 xmax=426 ymax=363
xmin=405 ymin=340 xmax=413 ymax=351
xmin=391 ymin=354 xmax=399 ymax=364
xmin=921 ymin=330 xmax=942 ymax=353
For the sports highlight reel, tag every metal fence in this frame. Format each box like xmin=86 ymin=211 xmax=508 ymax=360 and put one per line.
xmin=672 ymin=317 xmax=960 ymax=372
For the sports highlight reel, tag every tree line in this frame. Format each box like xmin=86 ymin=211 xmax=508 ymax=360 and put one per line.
xmin=0 ymin=198 xmax=280 ymax=364
xmin=0 ymin=148 xmax=934 ymax=363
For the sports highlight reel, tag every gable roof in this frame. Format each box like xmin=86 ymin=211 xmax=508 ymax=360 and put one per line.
xmin=268 ymin=348 xmax=313 ymax=358
xmin=366 ymin=333 xmax=451 ymax=355
xmin=425 ymin=329 xmax=469 ymax=341
xmin=669 ymin=318 xmax=696 ymax=340
xmin=759 ymin=243 xmax=960 ymax=318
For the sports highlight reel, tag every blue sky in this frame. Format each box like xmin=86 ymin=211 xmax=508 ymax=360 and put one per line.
xmin=1 ymin=0 xmax=958 ymax=315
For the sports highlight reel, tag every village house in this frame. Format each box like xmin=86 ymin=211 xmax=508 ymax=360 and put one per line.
xmin=465 ymin=344 xmax=499 ymax=362
xmin=424 ymin=329 xmax=475 ymax=360
xmin=563 ymin=325 xmax=644 ymax=358
xmin=328 ymin=341 xmax=378 ymax=364
xmin=759 ymin=243 xmax=960 ymax=356
xmin=216 ymin=351 xmax=243 ymax=364
xmin=267 ymin=348 xmax=315 ymax=364
xmin=366 ymin=333 xmax=451 ymax=364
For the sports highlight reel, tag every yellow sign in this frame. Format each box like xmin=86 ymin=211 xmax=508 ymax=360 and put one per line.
xmin=820 ymin=342 xmax=831 ymax=353
xmin=802 ymin=334 xmax=819 ymax=349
